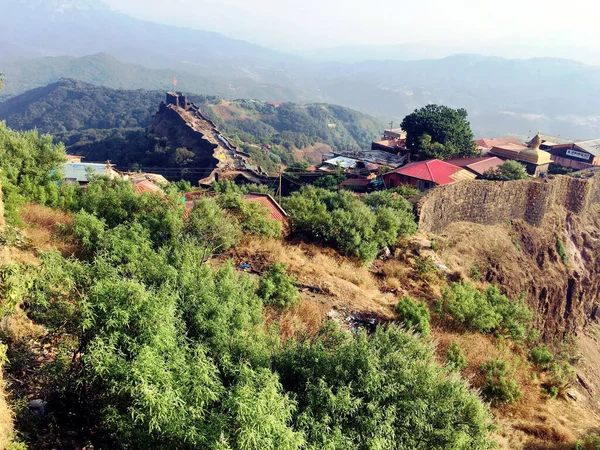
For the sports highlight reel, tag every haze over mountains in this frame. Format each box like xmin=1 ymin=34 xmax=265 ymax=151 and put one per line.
xmin=1 ymin=0 xmax=600 ymax=140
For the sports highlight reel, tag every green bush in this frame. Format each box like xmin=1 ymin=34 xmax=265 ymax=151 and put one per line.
xmin=414 ymin=255 xmax=437 ymax=280
xmin=470 ymin=265 xmax=483 ymax=281
xmin=217 ymin=192 xmax=282 ymax=238
xmin=283 ymin=186 xmax=416 ymax=262
xmin=556 ymin=236 xmax=568 ymax=265
xmin=481 ymin=359 xmax=523 ymax=406
xmin=275 ymin=324 xmax=495 ymax=449
xmin=528 ymin=345 xmax=554 ymax=369
xmin=446 ymin=342 xmax=468 ymax=371
xmin=258 ymin=262 xmax=299 ymax=308
xmin=395 ymin=296 xmax=431 ymax=336
xmin=438 ymin=282 xmax=533 ymax=342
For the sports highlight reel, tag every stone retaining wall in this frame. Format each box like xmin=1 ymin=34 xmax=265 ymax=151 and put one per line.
xmin=417 ymin=173 xmax=600 ymax=233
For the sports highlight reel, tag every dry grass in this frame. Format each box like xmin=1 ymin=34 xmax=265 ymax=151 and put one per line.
xmin=231 ymin=237 xmax=397 ymax=318
xmin=19 ymin=203 xmax=77 ymax=256
xmin=0 ymin=377 xmax=14 ymax=450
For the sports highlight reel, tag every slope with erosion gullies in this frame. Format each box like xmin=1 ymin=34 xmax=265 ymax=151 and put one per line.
xmin=225 ymin=218 xmax=600 ymax=449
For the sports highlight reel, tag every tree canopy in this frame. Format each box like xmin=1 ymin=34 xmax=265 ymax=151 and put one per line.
xmin=483 ymin=160 xmax=528 ymax=181
xmin=401 ymin=104 xmax=478 ymax=160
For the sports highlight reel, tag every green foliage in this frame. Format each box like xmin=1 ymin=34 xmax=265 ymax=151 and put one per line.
xmin=395 ymin=296 xmax=431 ymax=336
xmin=414 ymin=255 xmax=437 ymax=280
xmin=548 ymin=360 xmax=576 ymax=395
xmin=72 ymin=210 xmax=106 ymax=250
xmin=0 ymin=127 xmax=497 ymax=447
xmin=0 ymin=123 xmax=67 ymax=223
xmin=483 ymin=160 xmax=528 ymax=181
xmin=401 ymin=104 xmax=478 ymax=159
xmin=0 ymin=262 xmax=34 ymax=317
xmin=216 ymin=192 xmax=283 ymax=238
xmin=528 ymin=345 xmax=554 ymax=369
xmin=275 ymin=324 xmax=495 ymax=449
xmin=438 ymin=283 xmax=533 ymax=342
xmin=283 ymin=186 xmax=417 ymax=262
xmin=258 ymin=262 xmax=298 ymax=308
xmin=481 ymin=359 xmax=523 ymax=406
xmin=184 ymin=198 xmax=241 ymax=260
xmin=76 ymin=177 xmax=184 ymax=244
xmin=556 ymin=236 xmax=568 ymax=265
xmin=312 ymin=174 xmax=346 ymax=191
xmin=388 ymin=184 xmax=420 ymax=198
xmin=446 ymin=342 xmax=468 ymax=371
xmin=470 ymin=265 xmax=483 ymax=281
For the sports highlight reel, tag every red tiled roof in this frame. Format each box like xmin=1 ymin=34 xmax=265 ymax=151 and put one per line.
xmin=445 ymin=156 xmax=505 ymax=176
xmin=243 ymin=194 xmax=288 ymax=222
xmin=133 ymin=179 xmax=163 ymax=195
xmin=386 ymin=159 xmax=465 ymax=185
xmin=476 ymin=137 xmax=524 ymax=148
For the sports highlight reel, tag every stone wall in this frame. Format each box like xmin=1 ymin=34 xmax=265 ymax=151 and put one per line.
xmin=417 ymin=173 xmax=600 ymax=233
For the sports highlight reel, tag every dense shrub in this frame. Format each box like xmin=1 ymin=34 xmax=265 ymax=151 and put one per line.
xmin=217 ymin=192 xmax=283 ymax=238
xmin=395 ymin=296 xmax=431 ymax=336
xmin=258 ymin=262 xmax=298 ymax=308
xmin=283 ymin=186 xmax=417 ymax=262
xmin=275 ymin=324 xmax=495 ymax=449
xmin=481 ymin=359 xmax=523 ymax=406
xmin=438 ymin=282 xmax=533 ymax=342
xmin=184 ymin=197 xmax=241 ymax=260
xmin=483 ymin=160 xmax=528 ymax=181
xmin=446 ymin=342 xmax=468 ymax=371
xmin=528 ymin=345 xmax=554 ymax=369
xmin=0 ymin=123 xmax=67 ymax=223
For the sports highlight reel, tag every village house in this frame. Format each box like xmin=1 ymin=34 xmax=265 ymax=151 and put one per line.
xmin=444 ymin=156 xmax=505 ymax=178
xmin=489 ymin=133 xmax=553 ymax=176
xmin=63 ymin=160 xmax=121 ymax=185
xmin=383 ymin=159 xmax=476 ymax=191
xmin=475 ymin=137 xmax=524 ymax=154
xmin=545 ymin=139 xmax=600 ymax=170
xmin=371 ymin=128 xmax=408 ymax=154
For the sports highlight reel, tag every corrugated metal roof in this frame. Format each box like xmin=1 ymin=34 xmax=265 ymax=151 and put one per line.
xmin=538 ymin=134 xmax=573 ymax=146
xmin=322 ymin=156 xmax=357 ymax=169
xmin=574 ymin=139 xmax=600 ymax=157
xmin=64 ymin=163 xmax=115 ymax=182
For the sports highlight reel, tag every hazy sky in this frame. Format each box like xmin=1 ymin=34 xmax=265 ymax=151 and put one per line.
xmin=104 ymin=0 xmax=599 ymax=57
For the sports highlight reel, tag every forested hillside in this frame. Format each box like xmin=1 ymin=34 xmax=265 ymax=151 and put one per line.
xmin=0 ymin=80 xmax=381 ymax=173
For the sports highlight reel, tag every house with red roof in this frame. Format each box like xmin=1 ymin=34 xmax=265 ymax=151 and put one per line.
xmin=444 ymin=156 xmax=505 ymax=178
xmin=243 ymin=193 xmax=290 ymax=234
xmin=382 ymin=159 xmax=476 ymax=191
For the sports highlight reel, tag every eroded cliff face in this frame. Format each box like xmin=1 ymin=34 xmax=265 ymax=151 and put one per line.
xmin=148 ymin=104 xmax=219 ymax=181
xmin=437 ymin=204 xmax=600 ymax=341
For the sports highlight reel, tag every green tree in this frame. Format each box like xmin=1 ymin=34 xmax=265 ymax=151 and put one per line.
xmin=446 ymin=342 xmax=468 ymax=371
xmin=283 ymin=186 xmax=416 ymax=262
xmin=483 ymin=160 xmax=528 ymax=181
xmin=184 ymin=197 xmax=241 ymax=262
xmin=258 ymin=262 xmax=298 ymax=308
xmin=275 ymin=324 xmax=495 ymax=449
xmin=401 ymin=104 xmax=478 ymax=159
xmin=395 ymin=296 xmax=431 ymax=336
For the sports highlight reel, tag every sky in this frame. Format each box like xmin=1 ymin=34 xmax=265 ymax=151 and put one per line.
xmin=103 ymin=0 xmax=600 ymax=62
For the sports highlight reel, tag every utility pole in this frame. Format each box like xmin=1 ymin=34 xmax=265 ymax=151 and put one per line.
xmin=389 ymin=120 xmax=394 ymax=130
xmin=278 ymin=164 xmax=283 ymax=204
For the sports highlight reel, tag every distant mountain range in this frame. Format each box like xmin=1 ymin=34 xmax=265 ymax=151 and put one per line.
xmin=1 ymin=0 xmax=600 ymax=141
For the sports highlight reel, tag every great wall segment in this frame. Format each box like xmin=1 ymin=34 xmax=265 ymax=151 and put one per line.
xmin=151 ymin=92 xmax=273 ymax=185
